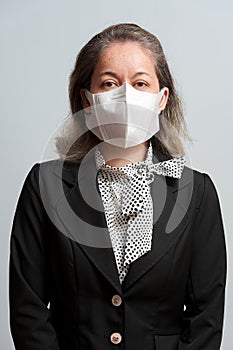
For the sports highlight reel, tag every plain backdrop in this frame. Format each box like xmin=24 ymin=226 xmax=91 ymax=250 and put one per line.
xmin=1 ymin=0 xmax=232 ymax=349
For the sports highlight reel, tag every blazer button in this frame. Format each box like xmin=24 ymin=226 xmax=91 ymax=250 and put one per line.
xmin=112 ymin=294 xmax=122 ymax=307
xmin=110 ymin=332 xmax=122 ymax=344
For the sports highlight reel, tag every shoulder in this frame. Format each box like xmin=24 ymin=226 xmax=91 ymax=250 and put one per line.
xmin=183 ymin=165 xmax=221 ymax=209
xmin=24 ymin=158 xmax=79 ymax=187
xmin=17 ymin=159 xmax=79 ymax=219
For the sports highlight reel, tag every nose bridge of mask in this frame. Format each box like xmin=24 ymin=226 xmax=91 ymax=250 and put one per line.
xmin=85 ymin=85 xmax=126 ymax=105
xmin=85 ymin=82 xmax=166 ymax=111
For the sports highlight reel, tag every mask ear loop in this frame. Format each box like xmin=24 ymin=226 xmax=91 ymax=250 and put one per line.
xmin=158 ymin=87 xmax=167 ymax=114
xmin=159 ymin=87 xmax=166 ymax=98
xmin=83 ymin=89 xmax=93 ymax=114
xmin=85 ymin=89 xmax=93 ymax=104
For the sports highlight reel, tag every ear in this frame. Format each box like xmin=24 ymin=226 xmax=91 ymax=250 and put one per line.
xmin=159 ymin=87 xmax=169 ymax=111
xmin=80 ymin=88 xmax=91 ymax=109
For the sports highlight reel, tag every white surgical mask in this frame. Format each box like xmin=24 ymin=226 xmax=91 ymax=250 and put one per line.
xmin=84 ymin=82 xmax=166 ymax=148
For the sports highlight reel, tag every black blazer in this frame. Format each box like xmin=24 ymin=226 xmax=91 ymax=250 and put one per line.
xmin=9 ymin=144 xmax=227 ymax=350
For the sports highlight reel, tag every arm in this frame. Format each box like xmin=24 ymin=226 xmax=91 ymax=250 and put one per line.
xmin=9 ymin=164 xmax=60 ymax=350
xmin=178 ymin=173 xmax=227 ymax=349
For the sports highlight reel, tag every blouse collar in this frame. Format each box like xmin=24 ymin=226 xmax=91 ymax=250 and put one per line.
xmin=95 ymin=140 xmax=153 ymax=174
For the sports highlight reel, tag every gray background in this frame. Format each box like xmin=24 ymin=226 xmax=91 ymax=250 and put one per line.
xmin=1 ymin=0 xmax=232 ymax=348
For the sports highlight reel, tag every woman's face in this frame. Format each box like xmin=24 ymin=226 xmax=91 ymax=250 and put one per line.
xmin=81 ymin=41 xmax=169 ymax=110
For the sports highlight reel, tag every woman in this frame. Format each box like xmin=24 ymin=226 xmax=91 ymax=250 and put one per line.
xmin=9 ymin=23 xmax=227 ymax=350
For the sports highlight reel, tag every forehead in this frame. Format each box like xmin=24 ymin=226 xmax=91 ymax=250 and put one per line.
xmin=95 ymin=41 xmax=155 ymax=71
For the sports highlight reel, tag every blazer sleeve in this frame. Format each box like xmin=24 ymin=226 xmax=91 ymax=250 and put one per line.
xmin=9 ymin=163 xmax=60 ymax=350
xmin=178 ymin=173 xmax=227 ymax=349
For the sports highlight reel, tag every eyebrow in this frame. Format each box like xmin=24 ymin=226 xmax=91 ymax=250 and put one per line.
xmin=98 ymin=71 xmax=152 ymax=79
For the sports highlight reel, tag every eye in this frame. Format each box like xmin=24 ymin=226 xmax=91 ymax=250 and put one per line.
xmin=100 ymin=81 xmax=118 ymax=90
xmin=134 ymin=81 xmax=148 ymax=90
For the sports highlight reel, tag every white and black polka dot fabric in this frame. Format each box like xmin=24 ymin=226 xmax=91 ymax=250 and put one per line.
xmin=95 ymin=141 xmax=185 ymax=284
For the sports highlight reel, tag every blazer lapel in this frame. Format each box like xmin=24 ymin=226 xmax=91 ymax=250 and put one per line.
xmin=53 ymin=149 xmax=123 ymax=295
xmin=52 ymin=143 xmax=194 ymax=295
xmin=122 ymin=170 xmax=193 ymax=291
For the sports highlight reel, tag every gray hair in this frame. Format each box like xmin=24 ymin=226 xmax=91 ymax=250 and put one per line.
xmin=55 ymin=23 xmax=192 ymax=162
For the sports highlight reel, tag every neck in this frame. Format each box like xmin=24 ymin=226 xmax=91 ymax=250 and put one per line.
xmin=98 ymin=141 xmax=149 ymax=167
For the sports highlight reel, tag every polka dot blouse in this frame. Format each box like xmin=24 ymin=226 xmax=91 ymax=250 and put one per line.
xmin=95 ymin=141 xmax=185 ymax=285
